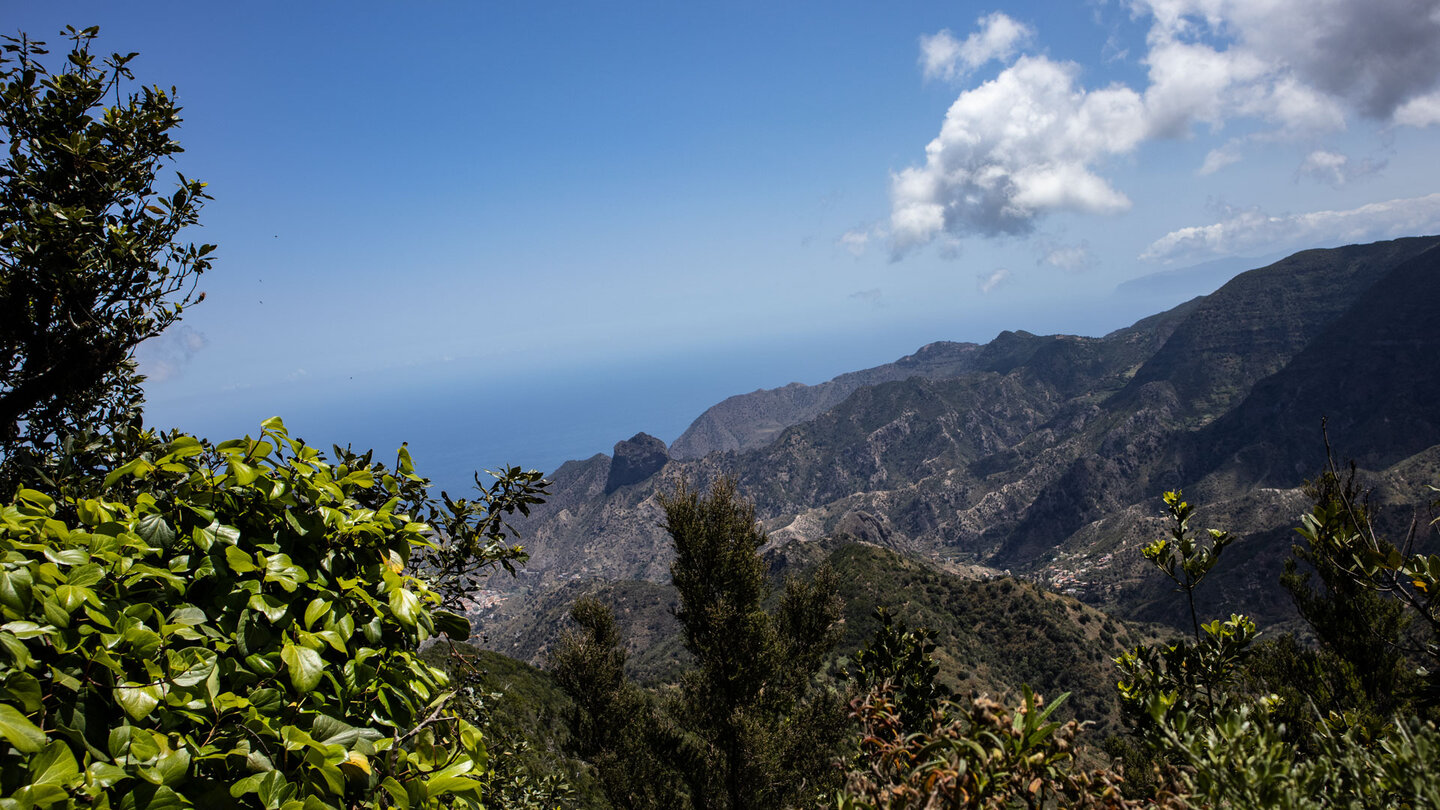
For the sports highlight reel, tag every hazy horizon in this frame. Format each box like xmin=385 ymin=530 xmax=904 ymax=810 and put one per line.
xmin=12 ymin=2 xmax=1440 ymax=487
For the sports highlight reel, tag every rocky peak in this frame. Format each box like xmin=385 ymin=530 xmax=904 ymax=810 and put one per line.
xmin=605 ymin=432 xmax=669 ymax=494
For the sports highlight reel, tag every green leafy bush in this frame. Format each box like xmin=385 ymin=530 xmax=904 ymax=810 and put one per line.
xmin=0 ymin=418 xmax=490 ymax=810
xmin=1113 ymin=487 xmax=1440 ymax=807
xmin=846 ymin=607 xmax=948 ymax=734
xmin=1158 ymin=703 xmax=1440 ymax=808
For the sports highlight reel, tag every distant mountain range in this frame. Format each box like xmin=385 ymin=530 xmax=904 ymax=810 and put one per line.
xmin=477 ymin=236 xmax=1440 ymax=657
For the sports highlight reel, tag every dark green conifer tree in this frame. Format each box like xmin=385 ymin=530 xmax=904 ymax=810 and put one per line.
xmin=1282 ymin=470 xmax=1418 ymax=710
xmin=660 ymin=477 xmax=846 ymax=810
xmin=550 ymin=596 xmax=678 ymax=809
xmin=553 ymin=478 xmax=845 ymax=810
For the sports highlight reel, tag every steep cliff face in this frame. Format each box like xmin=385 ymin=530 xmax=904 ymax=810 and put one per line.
xmin=488 ymin=237 xmax=1440 ymax=638
xmin=604 ymin=432 xmax=669 ymax=494
xmin=1188 ymin=242 xmax=1440 ymax=483
xmin=991 ymin=237 xmax=1440 ymax=568
xmin=1115 ymin=236 xmax=1440 ymax=424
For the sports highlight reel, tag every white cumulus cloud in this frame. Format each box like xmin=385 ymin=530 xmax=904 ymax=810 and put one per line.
xmin=1198 ymin=141 xmax=1244 ymax=175
xmin=1165 ymin=0 xmax=1440 ymax=117
xmin=920 ymin=13 xmax=1034 ymax=81
xmin=1141 ymin=193 xmax=1440 ymax=261
xmin=891 ymin=55 xmax=1146 ymax=252
xmin=891 ymin=0 xmax=1440 ymax=255
xmin=1394 ymin=90 xmax=1440 ymax=126
xmin=838 ymin=229 xmax=871 ymax=257
xmin=1041 ymin=242 xmax=1095 ymax=272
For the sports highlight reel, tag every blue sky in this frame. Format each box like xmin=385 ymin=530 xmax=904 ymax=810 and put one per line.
xmin=11 ymin=2 xmax=1440 ymax=484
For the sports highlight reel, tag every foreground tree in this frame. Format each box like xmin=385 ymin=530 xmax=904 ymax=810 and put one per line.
xmin=661 ymin=478 xmax=847 ymax=810
xmin=1245 ymin=466 xmax=1426 ymax=745
xmin=0 ymin=419 xmax=499 ymax=808
xmin=549 ymin=597 xmax=678 ymax=809
xmin=552 ymin=478 xmax=847 ymax=809
xmin=1286 ymin=460 xmax=1440 ymax=706
xmin=0 ymin=27 xmax=213 ymax=479
xmin=0 ymin=26 xmax=558 ymax=810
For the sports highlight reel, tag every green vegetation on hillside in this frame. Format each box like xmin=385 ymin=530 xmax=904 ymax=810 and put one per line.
xmin=421 ymin=643 xmax=608 ymax=809
xmin=826 ymin=542 xmax=1161 ymax=737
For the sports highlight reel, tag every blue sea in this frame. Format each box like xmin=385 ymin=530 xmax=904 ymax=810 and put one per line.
xmin=142 ymin=332 xmax=925 ymax=494
xmin=142 ymin=283 xmax=1212 ymax=495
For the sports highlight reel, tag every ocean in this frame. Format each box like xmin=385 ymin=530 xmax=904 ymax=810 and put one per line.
xmin=141 ymin=334 xmax=913 ymax=495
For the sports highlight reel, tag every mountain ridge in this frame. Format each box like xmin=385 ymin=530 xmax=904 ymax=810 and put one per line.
xmin=668 ymin=340 xmax=983 ymax=459
xmin=483 ymin=236 xmax=1440 ymax=645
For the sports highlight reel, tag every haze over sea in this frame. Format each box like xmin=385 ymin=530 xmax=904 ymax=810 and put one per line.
xmin=147 ymin=338 xmax=855 ymax=494
xmin=142 ymin=272 xmax=1236 ymax=495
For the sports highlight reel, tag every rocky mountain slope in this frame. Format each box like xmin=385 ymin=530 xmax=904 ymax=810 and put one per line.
xmin=482 ymin=236 xmax=1440 ymax=641
xmin=668 ymin=340 xmax=983 ymax=458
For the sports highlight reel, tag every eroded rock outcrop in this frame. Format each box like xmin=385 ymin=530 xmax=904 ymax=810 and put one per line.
xmin=605 ymin=432 xmax=669 ymax=494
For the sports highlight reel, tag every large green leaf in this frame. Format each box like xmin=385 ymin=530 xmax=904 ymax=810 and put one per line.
xmin=377 ymin=777 xmax=410 ymax=810
xmin=65 ymin=563 xmax=104 ymax=588
xmin=135 ymin=514 xmax=176 ymax=549
xmin=248 ymin=594 xmax=289 ymax=623
xmin=114 ymin=683 xmax=162 ymax=721
xmin=433 ymin=610 xmax=471 ymax=641
xmin=55 ymin=584 xmax=94 ymax=612
xmin=9 ymin=783 xmax=69 ymax=808
xmin=228 ymin=459 xmax=261 ymax=486
xmin=0 ymin=703 xmax=47 ymax=752
xmin=249 ymin=688 xmax=282 ymax=713
xmin=0 ymin=567 xmax=34 ymax=612
xmin=389 ymin=588 xmax=421 ymax=628
xmin=224 ymin=545 xmax=257 ymax=574
xmin=29 ymin=740 xmax=80 ymax=786
xmin=135 ymin=784 xmax=186 ymax=810
xmin=2 ymin=672 xmax=43 ymax=712
xmin=310 ymin=714 xmax=383 ymax=748
xmin=162 ymin=435 xmax=205 ymax=459
xmin=256 ymin=769 xmax=291 ymax=810
xmin=302 ymin=598 xmax=331 ymax=630
xmin=281 ymin=642 xmax=324 ymax=693
xmin=43 ymin=547 xmax=90 ymax=566
xmin=110 ymin=725 xmax=160 ymax=762
xmin=423 ymin=759 xmax=481 ymax=797
xmin=168 ymin=648 xmax=217 ymax=688
xmin=102 ymin=457 xmax=155 ymax=490
xmin=146 ymin=747 xmax=191 ymax=786
xmin=123 ymin=625 xmax=164 ymax=657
